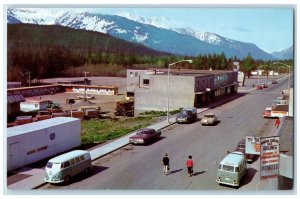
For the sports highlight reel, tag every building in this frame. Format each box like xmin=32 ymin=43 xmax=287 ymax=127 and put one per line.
xmin=7 ymin=94 xmax=25 ymax=121
xmin=7 ymin=117 xmax=81 ymax=171
xmin=127 ymin=69 xmax=238 ymax=115
xmin=278 ymin=116 xmax=293 ymax=190
xmin=62 ymin=84 xmax=118 ymax=96
xmin=57 ymin=79 xmax=91 ymax=85
xmin=20 ymin=99 xmax=50 ymax=112
xmin=7 ymin=82 xmax=21 ymax=89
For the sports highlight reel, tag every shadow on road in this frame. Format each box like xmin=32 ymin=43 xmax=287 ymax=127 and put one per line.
xmin=240 ymin=167 xmax=257 ymax=187
xmin=193 ymin=170 xmax=206 ymax=176
xmin=168 ymin=168 xmax=183 ymax=175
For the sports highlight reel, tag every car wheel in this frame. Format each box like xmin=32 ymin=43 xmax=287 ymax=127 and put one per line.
xmin=64 ymin=175 xmax=71 ymax=185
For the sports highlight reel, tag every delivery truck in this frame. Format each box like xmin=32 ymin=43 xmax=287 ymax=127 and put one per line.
xmin=7 ymin=117 xmax=81 ymax=171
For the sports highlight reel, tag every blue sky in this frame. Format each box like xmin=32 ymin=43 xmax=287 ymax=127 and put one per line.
xmin=86 ymin=7 xmax=294 ymax=53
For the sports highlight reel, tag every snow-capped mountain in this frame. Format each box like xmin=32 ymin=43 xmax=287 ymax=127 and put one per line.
xmin=271 ymin=45 xmax=293 ymax=60
xmin=7 ymin=8 xmax=275 ymax=60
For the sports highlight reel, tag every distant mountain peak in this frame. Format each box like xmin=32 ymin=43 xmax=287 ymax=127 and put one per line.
xmin=7 ymin=8 xmax=276 ymax=60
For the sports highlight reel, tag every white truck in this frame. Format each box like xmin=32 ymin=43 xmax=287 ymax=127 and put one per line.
xmin=7 ymin=117 xmax=81 ymax=171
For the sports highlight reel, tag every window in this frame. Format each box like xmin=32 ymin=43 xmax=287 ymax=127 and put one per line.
xmin=222 ymin=165 xmax=234 ymax=172
xmin=143 ymin=79 xmax=149 ymax=85
xmin=130 ymin=72 xmax=134 ymax=77
xmin=80 ymin=155 xmax=85 ymax=161
xmin=135 ymin=72 xmax=138 ymax=77
xmin=63 ymin=161 xmax=70 ymax=168
xmin=70 ymin=159 xmax=75 ymax=165
xmin=235 ymin=167 xmax=240 ymax=172
xmin=75 ymin=157 xmax=80 ymax=163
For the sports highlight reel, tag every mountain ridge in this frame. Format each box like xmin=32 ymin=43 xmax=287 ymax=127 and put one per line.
xmin=7 ymin=8 xmax=279 ymax=60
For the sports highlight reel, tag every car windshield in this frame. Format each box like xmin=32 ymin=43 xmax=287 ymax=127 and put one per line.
xmin=180 ymin=110 xmax=191 ymax=116
xmin=222 ymin=165 xmax=234 ymax=172
xmin=204 ymin=114 xmax=215 ymax=118
xmin=137 ymin=130 xmax=149 ymax=135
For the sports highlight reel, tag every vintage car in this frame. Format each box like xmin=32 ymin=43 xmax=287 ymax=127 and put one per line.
xmin=129 ymin=128 xmax=161 ymax=145
xmin=176 ymin=108 xmax=197 ymax=123
xmin=256 ymin=85 xmax=263 ymax=90
xmin=262 ymin=107 xmax=272 ymax=118
xmin=200 ymin=113 xmax=218 ymax=126
xmin=261 ymin=83 xmax=268 ymax=88
xmin=234 ymin=139 xmax=257 ymax=163
xmin=271 ymin=80 xmax=278 ymax=84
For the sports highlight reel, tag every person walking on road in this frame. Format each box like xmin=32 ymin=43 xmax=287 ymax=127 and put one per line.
xmin=186 ymin=155 xmax=194 ymax=177
xmin=275 ymin=117 xmax=281 ymax=128
xmin=162 ymin=153 xmax=170 ymax=175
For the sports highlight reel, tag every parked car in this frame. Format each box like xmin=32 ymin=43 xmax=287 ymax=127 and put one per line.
xmin=200 ymin=113 xmax=218 ymax=125
xmin=261 ymin=83 xmax=268 ymax=88
xmin=176 ymin=108 xmax=197 ymax=123
xmin=129 ymin=128 xmax=161 ymax=145
xmin=262 ymin=107 xmax=272 ymax=118
xmin=271 ymin=80 xmax=278 ymax=84
xmin=256 ymin=85 xmax=263 ymax=90
xmin=234 ymin=139 xmax=256 ymax=163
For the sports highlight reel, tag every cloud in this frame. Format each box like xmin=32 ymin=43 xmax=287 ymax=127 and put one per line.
xmin=233 ymin=26 xmax=251 ymax=33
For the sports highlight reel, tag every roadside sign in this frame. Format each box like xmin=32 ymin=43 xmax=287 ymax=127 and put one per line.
xmin=246 ymin=136 xmax=260 ymax=155
xmin=260 ymin=136 xmax=280 ymax=180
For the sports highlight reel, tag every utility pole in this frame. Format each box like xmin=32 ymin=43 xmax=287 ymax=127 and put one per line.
xmin=25 ymin=71 xmax=32 ymax=87
xmin=83 ymin=71 xmax=89 ymax=101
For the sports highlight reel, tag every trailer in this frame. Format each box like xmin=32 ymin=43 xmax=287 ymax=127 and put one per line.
xmin=7 ymin=117 xmax=81 ymax=172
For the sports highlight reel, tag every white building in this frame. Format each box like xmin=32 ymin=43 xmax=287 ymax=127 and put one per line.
xmin=20 ymin=99 xmax=50 ymax=112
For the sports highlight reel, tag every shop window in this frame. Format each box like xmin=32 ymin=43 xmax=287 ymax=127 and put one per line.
xmin=143 ymin=79 xmax=150 ymax=85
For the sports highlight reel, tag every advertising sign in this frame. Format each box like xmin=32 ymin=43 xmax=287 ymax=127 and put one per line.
xmin=260 ymin=136 xmax=280 ymax=180
xmin=246 ymin=136 xmax=260 ymax=155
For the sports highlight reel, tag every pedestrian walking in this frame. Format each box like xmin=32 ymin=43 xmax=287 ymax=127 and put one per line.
xmin=186 ymin=155 xmax=194 ymax=177
xmin=162 ymin=153 xmax=170 ymax=175
xmin=275 ymin=117 xmax=281 ymax=128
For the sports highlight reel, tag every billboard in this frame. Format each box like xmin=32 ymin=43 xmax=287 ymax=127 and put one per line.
xmin=260 ymin=136 xmax=280 ymax=180
xmin=246 ymin=136 xmax=260 ymax=155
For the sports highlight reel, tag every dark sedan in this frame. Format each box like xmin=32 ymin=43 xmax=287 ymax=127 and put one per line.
xmin=234 ymin=139 xmax=257 ymax=163
xmin=129 ymin=128 xmax=161 ymax=145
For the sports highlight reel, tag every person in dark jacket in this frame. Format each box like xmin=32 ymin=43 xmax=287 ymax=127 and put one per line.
xmin=162 ymin=153 xmax=170 ymax=175
xmin=186 ymin=155 xmax=194 ymax=177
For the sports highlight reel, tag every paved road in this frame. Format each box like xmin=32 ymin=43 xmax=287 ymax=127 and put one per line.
xmin=39 ymin=78 xmax=289 ymax=192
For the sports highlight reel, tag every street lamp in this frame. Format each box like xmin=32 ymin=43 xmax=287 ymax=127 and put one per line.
xmin=167 ymin=59 xmax=193 ymax=123
xmin=273 ymin=62 xmax=291 ymax=94
xmin=83 ymin=71 xmax=89 ymax=101
xmin=257 ymin=64 xmax=268 ymax=86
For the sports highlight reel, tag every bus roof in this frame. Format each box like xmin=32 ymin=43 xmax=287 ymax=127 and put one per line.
xmin=48 ymin=150 xmax=89 ymax=163
xmin=219 ymin=152 xmax=245 ymax=167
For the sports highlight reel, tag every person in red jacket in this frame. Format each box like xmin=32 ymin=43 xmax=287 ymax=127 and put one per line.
xmin=275 ymin=117 xmax=281 ymax=128
xmin=186 ymin=155 xmax=194 ymax=177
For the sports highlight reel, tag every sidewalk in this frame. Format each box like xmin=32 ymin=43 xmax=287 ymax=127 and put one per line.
xmin=6 ymin=87 xmax=254 ymax=191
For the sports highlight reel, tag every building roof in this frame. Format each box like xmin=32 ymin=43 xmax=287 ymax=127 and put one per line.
xmin=7 ymin=117 xmax=79 ymax=138
xmin=278 ymin=116 xmax=293 ymax=156
xmin=7 ymin=94 xmax=25 ymax=104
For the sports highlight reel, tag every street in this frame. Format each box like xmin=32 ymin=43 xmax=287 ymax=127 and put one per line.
xmin=39 ymin=78 xmax=288 ymax=191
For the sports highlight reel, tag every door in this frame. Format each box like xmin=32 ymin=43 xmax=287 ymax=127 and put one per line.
xmin=9 ymin=142 xmax=21 ymax=170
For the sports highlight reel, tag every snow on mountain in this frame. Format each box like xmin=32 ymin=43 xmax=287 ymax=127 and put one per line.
xmin=173 ymin=28 xmax=222 ymax=45
xmin=7 ymin=8 xmax=65 ymax=24
xmin=116 ymin=12 xmax=169 ymax=28
xmin=7 ymin=8 xmax=276 ymax=60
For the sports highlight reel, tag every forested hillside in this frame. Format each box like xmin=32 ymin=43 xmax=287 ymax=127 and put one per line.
xmin=7 ymin=24 xmax=174 ymax=80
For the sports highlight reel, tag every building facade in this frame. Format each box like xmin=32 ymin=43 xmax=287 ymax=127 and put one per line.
xmin=126 ymin=69 xmax=238 ymax=115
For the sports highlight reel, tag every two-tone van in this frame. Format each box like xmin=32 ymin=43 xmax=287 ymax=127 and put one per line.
xmin=216 ymin=151 xmax=247 ymax=187
xmin=44 ymin=150 xmax=92 ymax=184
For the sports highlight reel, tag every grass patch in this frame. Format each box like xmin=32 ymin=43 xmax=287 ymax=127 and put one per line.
xmin=81 ymin=116 xmax=158 ymax=144
xmin=139 ymin=109 xmax=181 ymax=117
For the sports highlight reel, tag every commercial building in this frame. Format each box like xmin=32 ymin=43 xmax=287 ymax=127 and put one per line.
xmin=127 ymin=69 xmax=238 ymax=115
xmin=7 ymin=117 xmax=81 ymax=171
xmin=20 ymin=99 xmax=50 ymax=112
